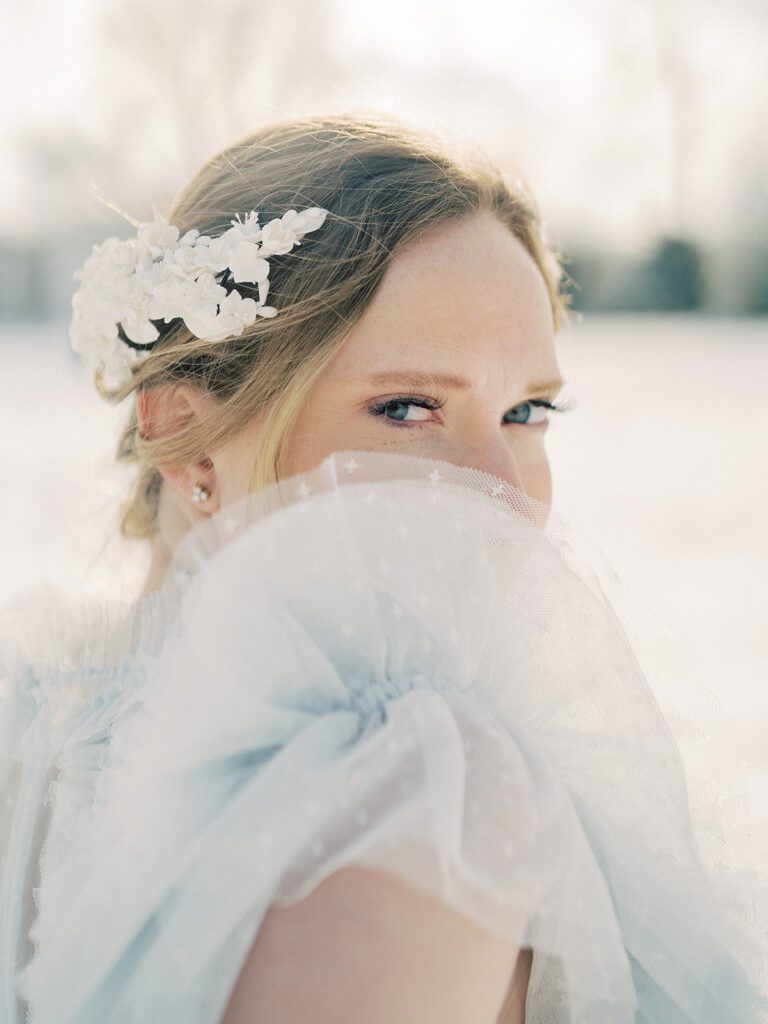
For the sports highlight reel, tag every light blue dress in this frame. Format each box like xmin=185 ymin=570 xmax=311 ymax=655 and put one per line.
xmin=1 ymin=451 xmax=766 ymax=1023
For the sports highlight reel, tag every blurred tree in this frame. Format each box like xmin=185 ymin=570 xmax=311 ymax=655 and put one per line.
xmin=91 ymin=0 xmax=345 ymax=212
xmin=744 ymin=252 xmax=768 ymax=314
xmin=3 ymin=0 xmax=767 ymax=316
xmin=559 ymin=238 xmax=706 ymax=312
xmin=647 ymin=0 xmax=702 ymax=240
xmin=11 ymin=0 xmax=352 ymax=228
xmin=640 ymin=236 xmax=704 ymax=310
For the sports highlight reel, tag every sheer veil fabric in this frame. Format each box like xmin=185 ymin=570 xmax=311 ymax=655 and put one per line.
xmin=1 ymin=450 xmax=766 ymax=1023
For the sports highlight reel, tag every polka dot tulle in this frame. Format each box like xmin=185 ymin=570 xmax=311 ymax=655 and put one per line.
xmin=2 ymin=451 xmax=766 ymax=1023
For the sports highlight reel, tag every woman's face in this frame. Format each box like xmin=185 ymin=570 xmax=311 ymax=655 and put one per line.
xmin=275 ymin=211 xmax=564 ymax=508
xmin=168 ymin=210 xmax=566 ymax=519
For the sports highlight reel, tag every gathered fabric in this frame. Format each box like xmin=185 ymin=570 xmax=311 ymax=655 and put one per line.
xmin=1 ymin=450 xmax=766 ymax=1024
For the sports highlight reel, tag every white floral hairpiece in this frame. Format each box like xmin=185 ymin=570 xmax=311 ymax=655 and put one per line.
xmin=69 ymin=205 xmax=329 ymax=389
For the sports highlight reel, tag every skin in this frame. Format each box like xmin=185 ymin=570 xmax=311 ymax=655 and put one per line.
xmin=138 ymin=211 xmax=565 ymax=595
xmin=220 ymin=866 xmax=532 ymax=1024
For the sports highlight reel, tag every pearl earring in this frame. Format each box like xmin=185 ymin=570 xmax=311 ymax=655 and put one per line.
xmin=191 ymin=483 xmax=210 ymax=504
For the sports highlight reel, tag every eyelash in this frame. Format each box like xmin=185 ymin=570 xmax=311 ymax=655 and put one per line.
xmin=367 ymin=391 xmax=578 ymax=427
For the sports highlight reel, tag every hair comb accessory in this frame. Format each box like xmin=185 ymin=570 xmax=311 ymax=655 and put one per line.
xmin=69 ymin=205 xmax=329 ymax=390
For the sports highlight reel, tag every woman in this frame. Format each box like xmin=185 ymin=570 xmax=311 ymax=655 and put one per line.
xmin=1 ymin=113 xmax=766 ymax=1024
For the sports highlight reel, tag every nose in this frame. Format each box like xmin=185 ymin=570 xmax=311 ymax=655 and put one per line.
xmin=442 ymin=438 xmax=524 ymax=493
xmin=438 ymin=438 xmax=551 ymax=528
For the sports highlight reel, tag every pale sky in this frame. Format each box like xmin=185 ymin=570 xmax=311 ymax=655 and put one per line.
xmin=0 ymin=0 xmax=765 ymax=248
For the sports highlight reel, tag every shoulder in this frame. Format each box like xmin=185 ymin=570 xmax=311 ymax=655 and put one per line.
xmin=0 ymin=583 xmax=154 ymax=680
xmin=0 ymin=588 xmax=61 ymax=734
xmin=0 ymin=585 xmax=144 ymax=746
xmin=0 ymin=586 xmax=98 ymax=676
xmin=220 ymin=864 xmax=520 ymax=1024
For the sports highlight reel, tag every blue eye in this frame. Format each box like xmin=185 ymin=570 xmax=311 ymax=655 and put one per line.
xmin=503 ymin=401 xmax=555 ymax=425
xmin=368 ymin=395 xmax=441 ymax=424
xmin=368 ymin=393 xmax=576 ymax=427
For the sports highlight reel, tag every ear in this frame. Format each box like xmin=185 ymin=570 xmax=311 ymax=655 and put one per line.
xmin=136 ymin=383 xmax=221 ymax=515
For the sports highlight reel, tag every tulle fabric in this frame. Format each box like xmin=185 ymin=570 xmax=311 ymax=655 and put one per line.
xmin=1 ymin=450 xmax=766 ymax=1023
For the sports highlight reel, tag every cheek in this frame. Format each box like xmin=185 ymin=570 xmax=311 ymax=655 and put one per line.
xmin=277 ymin=400 xmax=360 ymax=479
xmin=216 ymin=449 xmax=259 ymax=506
xmin=534 ymin=462 xmax=553 ymax=508
xmin=518 ymin=442 xmax=553 ymax=508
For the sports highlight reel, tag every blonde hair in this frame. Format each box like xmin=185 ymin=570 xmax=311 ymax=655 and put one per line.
xmin=111 ymin=112 xmax=572 ymax=540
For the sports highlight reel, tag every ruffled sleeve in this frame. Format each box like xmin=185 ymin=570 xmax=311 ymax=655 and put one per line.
xmin=17 ymin=618 xmax=636 ymax=1024
xmin=0 ymin=593 xmax=60 ymax=1024
xmin=13 ymin=460 xmax=768 ymax=1024
xmin=0 ymin=591 xmax=71 ymax=802
xmin=0 ymin=586 xmax=176 ymax=1024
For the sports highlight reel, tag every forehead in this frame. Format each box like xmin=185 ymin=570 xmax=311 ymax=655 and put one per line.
xmin=329 ymin=212 xmax=559 ymax=390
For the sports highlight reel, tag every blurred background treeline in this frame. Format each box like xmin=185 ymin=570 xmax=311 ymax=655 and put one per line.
xmin=1 ymin=0 xmax=767 ymax=321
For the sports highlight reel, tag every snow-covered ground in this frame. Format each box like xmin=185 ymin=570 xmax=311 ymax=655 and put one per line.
xmin=2 ymin=313 xmax=767 ymax=852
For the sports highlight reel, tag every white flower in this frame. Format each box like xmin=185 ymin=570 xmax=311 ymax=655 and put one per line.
xmin=205 ymin=232 xmax=239 ymax=273
xmin=227 ymin=211 xmax=262 ymax=242
xmin=259 ymin=207 xmax=328 ymax=257
xmin=258 ymin=215 xmax=299 ymax=257
xmin=69 ymin=305 xmax=119 ymax=359
xmin=226 ymin=241 xmax=270 ymax=285
xmin=171 ymin=244 xmax=217 ymax=276
xmin=120 ymin=312 xmax=160 ymax=345
xmin=99 ymin=236 xmax=141 ymax=275
xmin=189 ymin=271 xmax=228 ymax=309
xmin=196 ymin=290 xmax=259 ymax=342
xmin=100 ymin=344 xmax=138 ymax=389
xmin=218 ymin=289 xmax=259 ymax=324
xmin=183 ymin=306 xmax=224 ymax=340
xmin=288 ymin=207 xmax=328 ymax=234
xmin=179 ymin=273 xmax=229 ymax=339
xmin=132 ymin=260 xmax=166 ymax=300
xmin=68 ymin=203 xmax=329 ymax=388
xmin=148 ymin=274 xmax=198 ymax=322
xmin=137 ymin=212 xmax=180 ymax=257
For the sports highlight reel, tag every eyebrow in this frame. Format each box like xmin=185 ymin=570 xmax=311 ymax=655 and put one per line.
xmin=362 ymin=370 xmax=566 ymax=399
